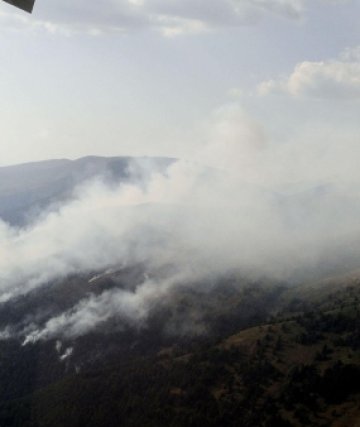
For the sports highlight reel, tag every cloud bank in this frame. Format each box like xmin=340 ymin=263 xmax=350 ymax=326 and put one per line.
xmin=258 ymin=46 xmax=360 ymax=99
xmin=0 ymin=0 xmax=344 ymax=36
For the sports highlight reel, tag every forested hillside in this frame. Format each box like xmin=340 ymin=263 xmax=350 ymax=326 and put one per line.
xmin=0 ymin=273 xmax=358 ymax=427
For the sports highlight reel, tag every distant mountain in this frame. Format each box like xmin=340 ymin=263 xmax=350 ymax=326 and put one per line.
xmin=0 ymin=156 xmax=174 ymax=226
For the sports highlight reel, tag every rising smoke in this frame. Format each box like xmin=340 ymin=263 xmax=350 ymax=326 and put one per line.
xmin=1 ymin=105 xmax=360 ymax=342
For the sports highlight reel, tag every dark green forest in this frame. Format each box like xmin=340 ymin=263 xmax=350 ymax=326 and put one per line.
xmin=0 ymin=274 xmax=359 ymax=427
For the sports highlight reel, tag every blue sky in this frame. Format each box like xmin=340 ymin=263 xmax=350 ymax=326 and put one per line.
xmin=0 ymin=0 xmax=359 ymax=165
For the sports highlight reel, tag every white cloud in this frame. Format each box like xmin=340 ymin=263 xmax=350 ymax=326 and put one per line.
xmin=258 ymin=46 xmax=360 ymax=99
xmin=0 ymin=0 xmax=337 ymax=36
xmin=152 ymin=15 xmax=208 ymax=37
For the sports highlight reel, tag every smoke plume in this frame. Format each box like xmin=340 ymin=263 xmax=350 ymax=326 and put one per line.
xmin=1 ymin=105 xmax=360 ymax=342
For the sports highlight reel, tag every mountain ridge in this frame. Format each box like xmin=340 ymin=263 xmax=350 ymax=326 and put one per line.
xmin=0 ymin=155 xmax=174 ymax=226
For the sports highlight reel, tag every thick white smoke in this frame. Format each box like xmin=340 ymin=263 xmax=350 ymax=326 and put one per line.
xmin=1 ymin=104 xmax=360 ymax=342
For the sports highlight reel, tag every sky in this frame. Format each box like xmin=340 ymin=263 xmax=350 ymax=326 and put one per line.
xmin=0 ymin=0 xmax=359 ymax=166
